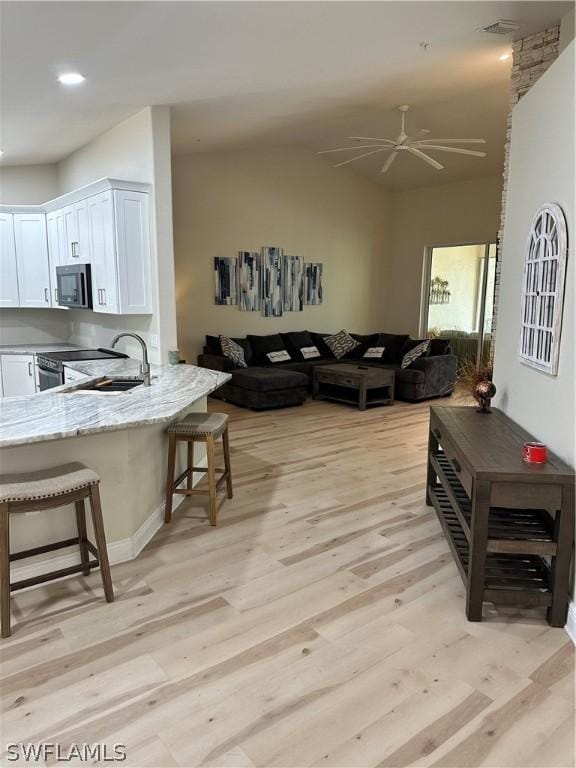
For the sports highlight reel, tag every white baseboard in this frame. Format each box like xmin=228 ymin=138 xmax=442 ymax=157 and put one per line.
xmin=10 ymin=460 xmax=207 ymax=589
xmin=565 ymin=601 xmax=576 ymax=645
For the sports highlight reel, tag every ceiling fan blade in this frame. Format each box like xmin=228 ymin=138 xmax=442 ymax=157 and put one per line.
xmin=407 ymin=147 xmax=444 ymax=170
xmin=381 ymin=151 xmax=399 ymax=173
xmin=411 ymin=144 xmax=487 ymax=157
xmin=332 ymin=147 xmax=390 ymax=168
xmin=416 ymin=138 xmax=486 ymax=145
xmin=317 ymin=144 xmax=393 ymax=154
xmin=347 ymin=136 xmax=396 ymax=144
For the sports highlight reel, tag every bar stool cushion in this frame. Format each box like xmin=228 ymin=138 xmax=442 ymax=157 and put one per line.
xmin=168 ymin=412 xmax=228 ymax=438
xmin=0 ymin=462 xmax=99 ymax=504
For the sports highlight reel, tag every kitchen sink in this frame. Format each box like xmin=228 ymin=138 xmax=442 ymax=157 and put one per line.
xmin=72 ymin=378 xmax=144 ymax=393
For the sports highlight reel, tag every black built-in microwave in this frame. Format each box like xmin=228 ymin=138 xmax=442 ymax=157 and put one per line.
xmin=56 ymin=264 xmax=93 ymax=309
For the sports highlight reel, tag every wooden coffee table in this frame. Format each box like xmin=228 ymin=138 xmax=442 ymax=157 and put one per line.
xmin=312 ymin=363 xmax=395 ymax=410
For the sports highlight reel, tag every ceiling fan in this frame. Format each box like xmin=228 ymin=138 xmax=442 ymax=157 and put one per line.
xmin=318 ymin=105 xmax=487 ymax=173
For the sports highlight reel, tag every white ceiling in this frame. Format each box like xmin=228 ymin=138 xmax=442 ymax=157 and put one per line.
xmin=0 ymin=1 xmax=571 ymax=190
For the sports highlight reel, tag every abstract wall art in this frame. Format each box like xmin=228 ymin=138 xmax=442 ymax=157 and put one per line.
xmin=261 ymin=246 xmax=284 ymax=317
xmin=305 ymin=262 xmax=323 ymax=305
xmin=283 ymin=255 xmax=304 ymax=311
xmin=214 ymin=257 xmax=238 ymax=305
xmin=238 ymin=251 xmax=261 ymax=311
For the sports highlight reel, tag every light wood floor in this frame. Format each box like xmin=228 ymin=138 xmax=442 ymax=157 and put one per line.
xmin=1 ymin=397 xmax=574 ymax=768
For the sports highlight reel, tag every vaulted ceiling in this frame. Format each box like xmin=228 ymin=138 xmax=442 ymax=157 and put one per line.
xmin=1 ymin=1 xmax=571 ymax=189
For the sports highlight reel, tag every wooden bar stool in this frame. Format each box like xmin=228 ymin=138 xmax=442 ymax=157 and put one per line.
xmin=165 ymin=412 xmax=233 ymax=526
xmin=0 ymin=462 xmax=114 ymax=638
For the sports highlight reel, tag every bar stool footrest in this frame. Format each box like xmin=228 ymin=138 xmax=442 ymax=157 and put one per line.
xmin=12 ymin=559 xmax=101 ymax=591
xmin=10 ymin=537 xmax=82 ymax=562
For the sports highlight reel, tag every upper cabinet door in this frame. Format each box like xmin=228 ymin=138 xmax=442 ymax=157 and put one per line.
xmin=0 ymin=213 xmax=20 ymax=307
xmin=63 ymin=200 xmax=91 ymax=264
xmin=46 ymin=208 xmax=68 ymax=308
xmin=87 ymin=192 xmax=119 ymax=314
xmin=13 ymin=213 xmax=51 ymax=308
xmin=114 ymin=190 xmax=152 ymax=314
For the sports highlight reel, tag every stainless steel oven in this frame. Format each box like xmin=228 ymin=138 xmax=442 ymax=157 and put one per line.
xmin=56 ymin=264 xmax=93 ymax=309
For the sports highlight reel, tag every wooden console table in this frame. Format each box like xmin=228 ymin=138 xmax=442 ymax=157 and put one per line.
xmin=427 ymin=406 xmax=574 ymax=626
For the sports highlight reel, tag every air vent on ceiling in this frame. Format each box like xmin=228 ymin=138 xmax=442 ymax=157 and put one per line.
xmin=481 ymin=19 xmax=520 ymax=35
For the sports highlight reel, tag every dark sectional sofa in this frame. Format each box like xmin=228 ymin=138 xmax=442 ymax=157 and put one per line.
xmin=198 ymin=330 xmax=458 ymax=411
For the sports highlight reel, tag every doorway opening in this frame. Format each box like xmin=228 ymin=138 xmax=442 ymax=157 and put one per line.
xmin=420 ymin=242 xmax=497 ymax=370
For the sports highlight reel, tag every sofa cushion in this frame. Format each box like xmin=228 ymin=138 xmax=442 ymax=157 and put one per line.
xmin=220 ymin=336 xmax=248 ymax=368
xmin=395 ymin=366 xmax=426 ymax=385
xmin=429 ymin=338 xmax=452 ymax=356
xmin=324 ymin=330 xmax=360 ymax=359
xmin=232 ymin=366 xmax=308 ymax=393
xmin=401 ymin=339 xmax=431 ymax=369
xmin=349 ymin=333 xmax=379 ymax=359
xmin=206 ymin=334 xmax=254 ymax=365
xmin=309 ymin=332 xmax=336 ymax=358
xmin=281 ymin=331 xmax=321 ymax=361
xmin=248 ymin=334 xmax=291 ymax=365
xmin=375 ymin=333 xmax=410 ymax=364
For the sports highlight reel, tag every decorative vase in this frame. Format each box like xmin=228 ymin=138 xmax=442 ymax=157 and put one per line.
xmin=474 ymin=380 xmax=496 ymax=414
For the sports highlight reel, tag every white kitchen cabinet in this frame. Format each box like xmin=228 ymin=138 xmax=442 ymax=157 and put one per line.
xmin=13 ymin=213 xmax=51 ymax=308
xmin=63 ymin=199 xmax=90 ymax=264
xmin=0 ymin=212 xmax=20 ymax=307
xmin=2 ymin=179 xmax=152 ymax=316
xmin=114 ymin=190 xmax=152 ymax=314
xmin=87 ymin=192 xmax=119 ymax=313
xmin=46 ymin=208 xmax=68 ymax=308
xmin=0 ymin=354 xmax=37 ymax=397
xmin=87 ymin=189 xmax=152 ymax=315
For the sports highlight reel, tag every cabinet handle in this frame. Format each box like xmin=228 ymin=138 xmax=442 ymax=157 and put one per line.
xmin=44 ymin=288 xmax=49 ymax=303
xmin=101 ymin=288 xmax=106 ymax=305
xmin=28 ymin=362 xmax=33 ymax=377
xmin=71 ymin=242 xmax=79 ymax=258
xmin=54 ymin=288 xmax=59 ymax=302
xmin=453 ymin=458 xmax=462 ymax=473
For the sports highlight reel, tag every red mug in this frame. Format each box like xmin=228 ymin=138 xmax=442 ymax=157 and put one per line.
xmin=523 ymin=442 xmax=548 ymax=464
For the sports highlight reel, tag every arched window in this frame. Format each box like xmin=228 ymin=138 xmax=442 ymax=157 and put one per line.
xmin=519 ymin=203 xmax=568 ymax=375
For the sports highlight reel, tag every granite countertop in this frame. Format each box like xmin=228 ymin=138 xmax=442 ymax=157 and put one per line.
xmin=0 ymin=360 xmax=231 ymax=448
xmin=0 ymin=343 xmax=83 ymax=355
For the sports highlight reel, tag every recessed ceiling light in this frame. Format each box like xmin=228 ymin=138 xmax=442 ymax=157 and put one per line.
xmin=58 ymin=72 xmax=86 ymax=85
xmin=499 ymin=53 xmax=511 ymax=61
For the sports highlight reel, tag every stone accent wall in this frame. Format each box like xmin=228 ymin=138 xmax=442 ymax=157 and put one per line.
xmin=491 ymin=25 xmax=560 ymax=341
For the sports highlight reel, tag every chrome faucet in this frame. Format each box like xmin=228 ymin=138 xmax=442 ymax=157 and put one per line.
xmin=110 ymin=333 xmax=151 ymax=386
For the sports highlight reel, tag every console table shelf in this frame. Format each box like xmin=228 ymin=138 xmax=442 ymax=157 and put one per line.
xmin=427 ymin=406 xmax=574 ymax=626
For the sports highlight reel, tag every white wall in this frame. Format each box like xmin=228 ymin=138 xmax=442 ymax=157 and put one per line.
xmin=57 ymin=107 xmax=177 ymax=363
xmin=173 ymin=147 xmax=391 ymax=363
xmin=493 ymin=42 xmax=575 ymax=468
xmin=387 ymin=176 xmax=502 ymax=335
xmin=0 ymin=163 xmax=59 ymax=204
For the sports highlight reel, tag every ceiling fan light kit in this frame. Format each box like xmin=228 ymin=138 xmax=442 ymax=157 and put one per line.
xmin=318 ymin=105 xmax=487 ymax=174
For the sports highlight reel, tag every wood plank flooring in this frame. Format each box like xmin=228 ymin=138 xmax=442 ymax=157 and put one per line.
xmin=1 ymin=397 xmax=574 ymax=767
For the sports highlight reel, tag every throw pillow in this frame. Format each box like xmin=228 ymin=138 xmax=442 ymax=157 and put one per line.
xmin=281 ymin=331 xmax=316 ymax=361
xmin=310 ymin=332 xmax=335 ymax=358
xmin=375 ymin=333 xmax=410 ymax=364
xmin=266 ymin=350 xmax=292 ymax=363
xmin=324 ymin=330 xmax=360 ymax=359
xmin=363 ymin=346 xmax=386 ymax=359
xmin=220 ymin=336 xmax=248 ymax=368
xmin=401 ymin=339 xmax=430 ymax=369
xmin=301 ymin=346 xmax=321 ymax=359
xmin=248 ymin=334 xmax=288 ymax=365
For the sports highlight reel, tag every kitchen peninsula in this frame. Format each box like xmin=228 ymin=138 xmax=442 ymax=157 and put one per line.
xmin=0 ymin=360 xmax=230 ymax=575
